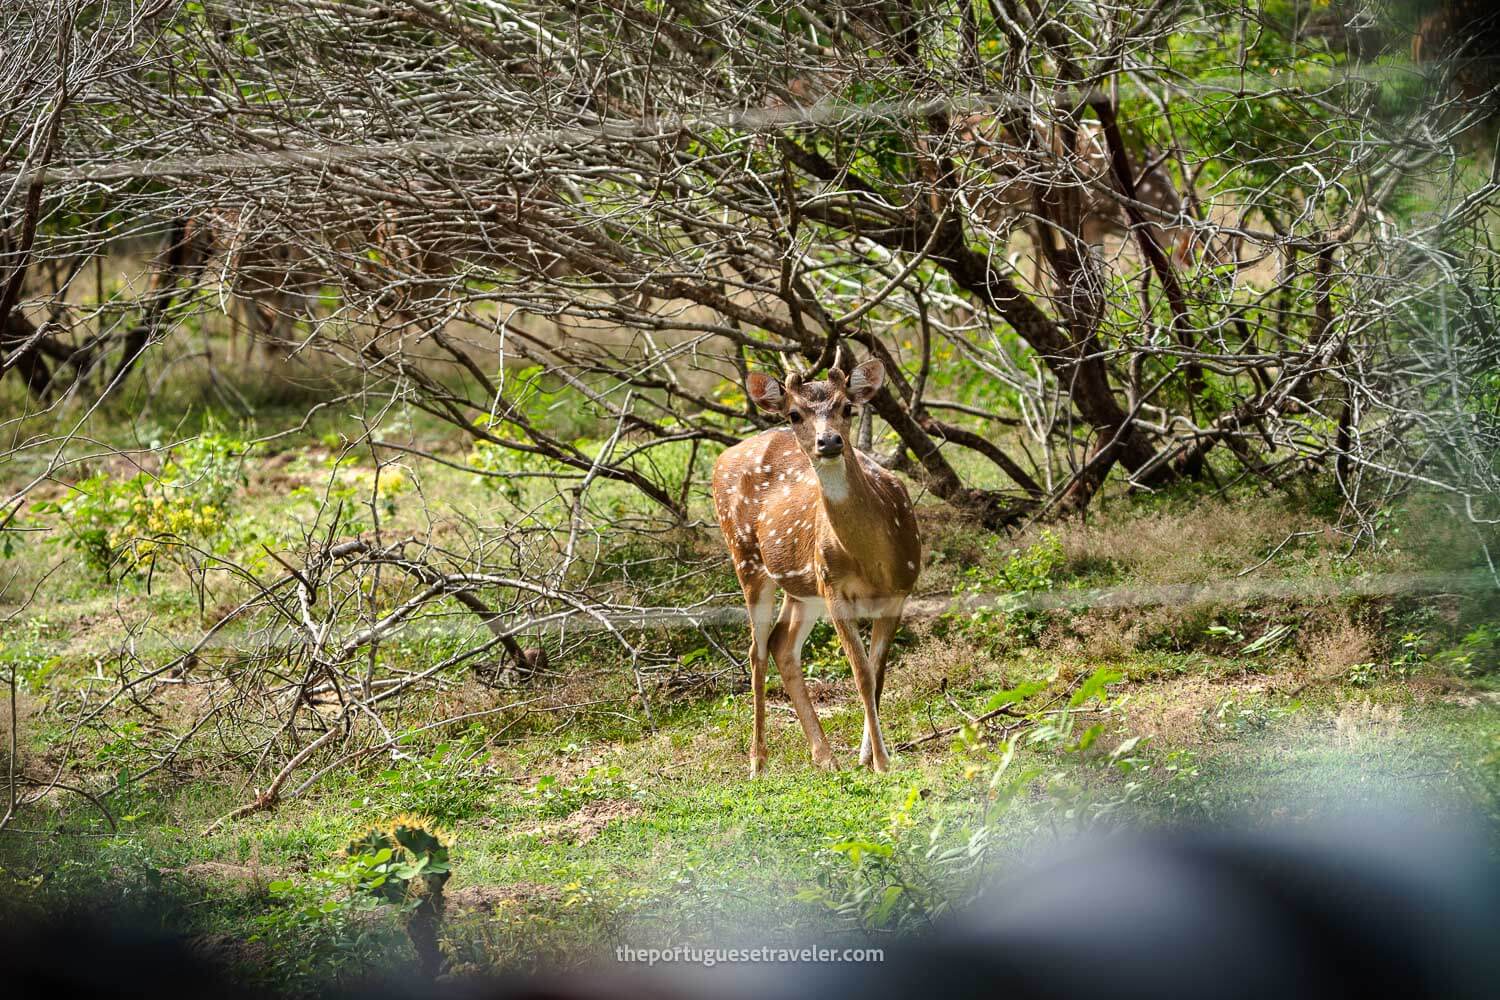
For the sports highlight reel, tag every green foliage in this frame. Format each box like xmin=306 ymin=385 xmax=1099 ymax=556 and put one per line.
xmin=797 ymin=783 xmax=975 ymax=932
xmin=1208 ymin=695 xmax=1300 ymax=737
xmin=31 ymin=430 xmax=249 ymax=584
xmin=1440 ymin=624 xmax=1500 ymax=678
xmin=464 ymin=364 xmax=606 ymax=504
xmin=285 ymin=457 xmax=412 ymax=539
xmin=799 ymin=621 xmax=852 ymax=679
xmin=256 ymin=874 xmax=407 ymax=987
xmin=257 ymin=815 xmax=454 ymax=982
xmin=0 ymin=617 xmax=63 ymax=693
xmin=1349 ymin=630 xmax=1430 ymax=687
xmin=954 ymin=530 xmax=1067 ymax=646
xmin=993 ymin=530 xmax=1066 ymax=594
xmin=802 ymin=666 xmax=1151 ymax=932
xmin=335 ymin=815 xmax=453 ymax=905
xmin=358 ymin=728 xmax=495 ymax=823
xmin=1205 ymin=620 xmax=1298 ymax=657
xmin=524 ymin=765 xmax=638 ymax=819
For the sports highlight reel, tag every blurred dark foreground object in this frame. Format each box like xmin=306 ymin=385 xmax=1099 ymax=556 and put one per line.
xmin=6 ymin=819 xmax=1498 ymax=1000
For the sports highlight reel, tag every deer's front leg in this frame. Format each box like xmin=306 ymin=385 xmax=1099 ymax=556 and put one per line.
xmin=825 ymin=592 xmax=889 ymax=773
xmin=745 ymin=580 xmax=777 ymax=776
xmin=860 ymin=599 xmax=905 ymax=767
xmin=770 ymin=595 xmax=837 ymax=770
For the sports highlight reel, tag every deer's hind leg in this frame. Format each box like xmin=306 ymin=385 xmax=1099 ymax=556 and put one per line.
xmin=742 ymin=576 xmax=777 ymax=776
xmin=769 ymin=595 xmax=836 ymax=770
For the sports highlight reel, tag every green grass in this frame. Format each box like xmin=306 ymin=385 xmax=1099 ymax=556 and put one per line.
xmin=0 ymin=679 xmax=1495 ymax=991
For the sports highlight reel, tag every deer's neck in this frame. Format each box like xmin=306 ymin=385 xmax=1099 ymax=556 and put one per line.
xmin=814 ymin=452 xmax=876 ymax=529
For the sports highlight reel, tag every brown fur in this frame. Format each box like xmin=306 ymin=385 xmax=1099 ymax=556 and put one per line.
xmin=712 ymin=360 xmax=921 ymax=774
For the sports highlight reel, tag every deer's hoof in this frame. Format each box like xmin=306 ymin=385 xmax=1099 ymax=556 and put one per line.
xmin=750 ymin=754 xmax=768 ymax=778
xmin=813 ymin=752 xmax=839 ymax=772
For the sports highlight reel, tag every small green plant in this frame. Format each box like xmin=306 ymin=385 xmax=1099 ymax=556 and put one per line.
xmin=1390 ymin=631 xmax=1428 ymax=677
xmin=955 ymin=530 xmax=1067 ymax=646
xmin=1207 ymin=620 xmax=1296 ymax=656
xmin=32 ymin=431 xmax=249 ymax=597
xmin=1241 ymin=622 xmax=1297 ymax=655
xmin=361 ymin=728 xmax=495 ymax=822
xmin=1348 ymin=631 xmax=1429 ymax=687
xmin=1204 ymin=623 xmax=1244 ymax=644
xmin=799 ymin=621 xmax=848 ymax=679
xmin=0 ymin=618 xmax=63 ymax=692
xmin=996 ymin=530 xmax=1066 ymax=593
xmin=270 ymin=814 xmax=455 ymax=978
xmin=338 ymin=815 xmax=453 ymax=905
xmin=798 ymin=783 xmax=973 ymax=933
xmin=524 ymin=765 xmax=637 ymax=819
xmin=1209 ymin=695 xmax=1299 ymax=733
xmin=1440 ymin=624 xmax=1500 ymax=677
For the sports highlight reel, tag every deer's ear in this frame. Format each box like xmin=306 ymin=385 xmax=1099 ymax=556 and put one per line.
xmin=846 ymin=358 xmax=885 ymax=404
xmin=746 ymin=372 xmax=787 ymax=413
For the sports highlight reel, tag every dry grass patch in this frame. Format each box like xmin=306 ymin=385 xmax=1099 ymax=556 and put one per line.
xmin=177 ymin=860 xmax=293 ymax=894
xmin=1047 ymin=612 xmax=1147 ymax=660
xmin=1123 ymin=675 xmax=1242 ymax=748
xmin=884 ymin=622 xmax=995 ymax=701
xmin=447 ymin=882 xmax=563 ymax=912
xmin=519 ymin=798 xmax=645 ymax=845
xmin=1329 ymin=699 xmax=1405 ymax=748
xmin=0 ymin=687 xmax=40 ymax=747
xmin=1299 ymin=614 xmax=1380 ymax=679
xmin=1051 ymin=498 xmax=1318 ymax=585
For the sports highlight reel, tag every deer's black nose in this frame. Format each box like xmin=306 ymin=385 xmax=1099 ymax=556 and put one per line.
xmin=815 ymin=432 xmax=843 ymax=457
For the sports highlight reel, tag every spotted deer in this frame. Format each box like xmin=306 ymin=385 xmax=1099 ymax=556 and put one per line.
xmin=712 ymin=359 xmax=921 ymax=775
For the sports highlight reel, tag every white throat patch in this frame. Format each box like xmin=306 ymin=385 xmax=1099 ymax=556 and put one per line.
xmin=815 ymin=459 xmax=850 ymax=503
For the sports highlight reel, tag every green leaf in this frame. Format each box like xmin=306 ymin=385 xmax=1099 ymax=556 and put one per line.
xmin=987 ymin=738 xmax=1018 ymax=789
xmin=1242 ymin=622 xmax=1296 ymax=655
xmin=1069 ymin=667 xmax=1123 ymax=707
xmin=1109 ymin=735 xmax=1145 ymax=761
xmin=830 ymin=839 xmax=893 ymax=866
xmin=872 ymin=885 xmax=905 ymax=924
xmin=984 ymin=680 xmax=1045 ymax=713
xmin=1071 ymin=722 xmax=1104 ymax=752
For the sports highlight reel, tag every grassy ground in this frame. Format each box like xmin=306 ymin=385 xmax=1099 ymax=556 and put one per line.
xmin=2 ymin=356 xmax=1498 ymax=991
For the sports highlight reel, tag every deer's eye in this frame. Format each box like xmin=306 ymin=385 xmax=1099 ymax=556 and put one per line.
xmin=788 ymin=410 xmax=803 ymax=424
xmin=842 ymin=403 xmax=854 ymax=417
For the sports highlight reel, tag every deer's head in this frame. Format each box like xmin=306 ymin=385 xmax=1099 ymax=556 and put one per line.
xmin=746 ymin=359 xmax=885 ymax=465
